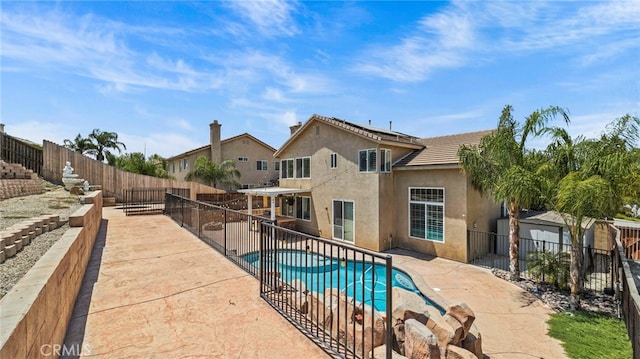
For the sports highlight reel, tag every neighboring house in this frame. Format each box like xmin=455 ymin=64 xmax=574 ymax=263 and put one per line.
xmin=497 ymin=210 xmax=596 ymax=257
xmin=241 ymin=114 xmax=501 ymax=262
xmin=166 ymin=120 xmax=278 ymax=191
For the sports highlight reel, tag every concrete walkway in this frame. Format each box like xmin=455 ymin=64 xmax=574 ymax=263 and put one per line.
xmin=63 ymin=208 xmax=329 ymax=358
xmin=64 ymin=208 xmax=566 ymax=358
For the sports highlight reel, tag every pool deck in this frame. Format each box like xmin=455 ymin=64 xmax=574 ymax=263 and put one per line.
xmin=63 ymin=208 xmax=566 ymax=358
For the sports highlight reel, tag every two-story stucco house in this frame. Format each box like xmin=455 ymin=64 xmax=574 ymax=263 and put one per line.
xmin=167 ymin=120 xmax=279 ymax=191
xmin=241 ymin=114 xmax=501 ymax=262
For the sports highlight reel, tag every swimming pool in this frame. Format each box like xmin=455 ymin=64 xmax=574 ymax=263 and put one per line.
xmin=243 ymin=249 xmax=441 ymax=313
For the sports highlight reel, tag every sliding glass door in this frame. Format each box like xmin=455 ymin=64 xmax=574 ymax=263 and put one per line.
xmin=333 ymin=200 xmax=354 ymax=242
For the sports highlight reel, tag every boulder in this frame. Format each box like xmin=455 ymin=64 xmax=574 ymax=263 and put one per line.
xmin=392 ymin=287 xmax=431 ymax=325
xmin=461 ymin=325 xmax=482 ymax=359
xmin=446 ymin=303 xmax=476 ymax=339
xmin=287 ymin=279 xmax=309 ymax=314
xmin=425 ymin=309 xmax=460 ymax=348
xmin=446 ymin=344 xmax=477 ymax=359
xmin=404 ymin=319 xmax=440 ymax=358
xmin=308 ymin=291 xmax=332 ymax=328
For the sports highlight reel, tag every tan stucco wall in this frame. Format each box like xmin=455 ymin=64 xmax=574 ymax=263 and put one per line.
xmin=278 ymin=121 xmax=413 ymax=252
xmin=220 ymin=137 xmax=278 ymax=189
xmin=168 ymin=136 xmax=277 ymax=190
xmin=393 ymin=168 xmax=470 ymax=262
xmin=465 ymin=177 xmax=501 ymax=234
xmin=169 ymin=148 xmax=210 ymax=182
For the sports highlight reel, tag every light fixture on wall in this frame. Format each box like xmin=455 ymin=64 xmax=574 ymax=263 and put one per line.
xmin=306 ymin=245 xmax=311 ymax=255
xmin=340 ymin=249 xmax=346 ymax=267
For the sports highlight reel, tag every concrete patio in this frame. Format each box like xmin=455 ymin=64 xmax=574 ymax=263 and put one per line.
xmin=63 ymin=207 xmax=566 ymax=358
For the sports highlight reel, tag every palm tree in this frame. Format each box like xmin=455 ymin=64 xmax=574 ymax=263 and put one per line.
xmin=87 ymin=129 xmax=126 ymax=162
xmin=544 ymin=114 xmax=639 ymax=306
xmin=63 ymin=134 xmax=93 ymax=154
xmin=185 ymin=156 xmax=241 ymax=189
xmin=458 ymin=105 xmax=569 ymax=281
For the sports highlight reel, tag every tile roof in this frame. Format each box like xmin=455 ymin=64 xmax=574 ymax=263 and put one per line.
xmin=395 ymin=129 xmax=493 ymax=167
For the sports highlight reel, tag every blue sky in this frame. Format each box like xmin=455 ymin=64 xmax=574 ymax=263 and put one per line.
xmin=1 ymin=1 xmax=638 ymax=158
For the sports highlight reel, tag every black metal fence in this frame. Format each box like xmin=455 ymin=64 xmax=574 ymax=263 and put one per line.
xmin=0 ymin=132 xmax=43 ymax=175
xmin=123 ymin=188 xmax=189 ymax=216
xmin=164 ymin=193 xmax=394 ymax=358
xmin=611 ymin=225 xmax=640 ymax=359
xmin=467 ymin=230 xmax=614 ymax=292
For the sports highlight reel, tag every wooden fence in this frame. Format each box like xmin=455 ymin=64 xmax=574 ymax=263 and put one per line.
xmin=0 ymin=132 xmax=43 ymax=175
xmin=42 ymin=140 xmax=224 ymax=202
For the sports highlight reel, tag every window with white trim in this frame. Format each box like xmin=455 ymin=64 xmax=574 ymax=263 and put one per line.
xmin=296 ymin=196 xmax=311 ymax=220
xmin=281 ymin=159 xmax=294 ymax=178
xmin=238 ymin=157 xmax=249 ymax=162
xmin=256 ymin=160 xmax=268 ymax=171
xmin=380 ymin=149 xmax=391 ymax=172
xmin=409 ymin=188 xmax=444 ymax=242
xmin=333 ymin=199 xmax=354 ymax=242
xmin=295 ymin=157 xmax=311 ymax=178
xmin=330 ymin=153 xmax=337 ymax=169
xmin=358 ymin=149 xmax=377 ymax=172
xmin=183 ymin=159 xmax=188 ymax=170
xmin=274 ymin=161 xmax=280 ymax=171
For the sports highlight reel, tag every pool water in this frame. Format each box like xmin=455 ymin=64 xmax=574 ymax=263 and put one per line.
xmin=243 ymin=249 xmax=441 ymax=312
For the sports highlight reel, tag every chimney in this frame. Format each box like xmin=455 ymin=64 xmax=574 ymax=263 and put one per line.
xmin=0 ymin=123 xmax=4 ymax=133
xmin=289 ymin=121 xmax=302 ymax=136
xmin=210 ymin=120 xmax=222 ymax=164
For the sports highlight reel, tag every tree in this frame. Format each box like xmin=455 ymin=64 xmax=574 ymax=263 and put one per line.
xmin=458 ymin=105 xmax=569 ymax=281
xmin=114 ymin=152 xmax=170 ymax=178
xmin=185 ymin=156 xmax=241 ymax=189
xmin=87 ymin=129 xmax=126 ymax=162
xmin=543 ymin=114 xmax=639 ymax=305
xmin=63 ymin=134 xmax=93 ymax=154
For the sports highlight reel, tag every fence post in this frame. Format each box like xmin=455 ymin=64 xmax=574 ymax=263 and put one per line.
xmin=180 ymin=197 xmax=184 ymax=227
xmin=542 ymin=240 xmax=546 ymax=283
xmin=386 ymin=254 xmax=393 ymax=359
xmin=224 ymin=210 xmax=228 ymax=257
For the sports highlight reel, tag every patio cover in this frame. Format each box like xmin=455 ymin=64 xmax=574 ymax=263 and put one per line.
xmin=237 ymin=187 xmax=309 ymax=220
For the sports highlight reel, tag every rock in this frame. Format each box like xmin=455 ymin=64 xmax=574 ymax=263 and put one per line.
xmin=287 ymin=279 xmax=308 ymax=314
xmin=443 ymin=314 xmax=464 ymax=345
xmin=446 ymin=344 xmax=477 ymax=359
xmin=445 ymin=303 xmax=475 ymax=339
xmin=461 ymin=326 xmax=483 ymax=359
xmin=70 ymin=186 xmax=84 ymax=195
xmin=392 ymin=287 xmax=432 ymax=325
xmin=425 ymin=308 xmax=459 ymax=349
xmin=404 ymin=319 xmax=440 ymax=359
xmin=393 ymin=322 xmax=405 ymax=354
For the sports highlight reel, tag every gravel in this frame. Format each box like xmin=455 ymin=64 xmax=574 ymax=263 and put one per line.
xmin=0 ymin=180 xmax=84 ymax=298
xmin=491 ymin=268 xmax=618 ymax=317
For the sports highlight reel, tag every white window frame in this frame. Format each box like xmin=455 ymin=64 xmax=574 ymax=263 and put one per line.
xmin=281 ymin=159 xmax=294 ymax=179
xmin=295 ymin=157 xmax=311 ymax=178
xmin=408 ymin=187 xmax=445 ymax=242
xmin=380 ymin=149 xmax=391 ymax=173
xmin=257 ymin=160 xmax=268 ymax=171
xmin=238 ymin=157 xmax=249 ymax=162
xmin=332 ymin=199 xmax=354 ymax=242
xmin=295 ymin=196 xmax=311 ymax=221
xmin=358 ymin=149 xmax=377 ymax=172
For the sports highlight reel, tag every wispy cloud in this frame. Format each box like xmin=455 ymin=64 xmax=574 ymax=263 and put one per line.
xmin=1 ymin=6 xmax=225 ymax=93
xmin=355 ymin=1 xmax=640 ymax=82
xmin=223 ymin=0 xmax=300 ymax=37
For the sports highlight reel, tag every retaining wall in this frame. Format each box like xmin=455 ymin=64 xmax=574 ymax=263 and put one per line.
xmin=0 ymin=191 xmax=103 ymax=358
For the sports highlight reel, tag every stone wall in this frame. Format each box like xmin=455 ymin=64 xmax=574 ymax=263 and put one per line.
xmin=0 ymin=191 xmax=102 ymax=358
xmin=0 ymin=161 xmax=43 ymax=200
